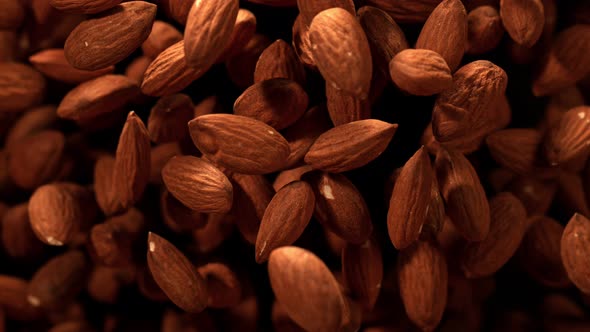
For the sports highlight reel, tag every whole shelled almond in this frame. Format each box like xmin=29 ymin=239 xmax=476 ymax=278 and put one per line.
xmin=254 ymin=40 xmax=306 ymax=86
xmin=416 ymin=0 xmax=467 ymax=72
xmin=398 ymin=238 xmax=448 ymax=332
xmin=184 ymin=0 xmax=239 ymax=69
xmin=304 ymin=119 xmax=397 ymax=173
xmin=148 ymin=94 xmax=194 ymax=143
xmin=282 ymin=105 xmax=332 ymax=168
xmin=147 ymin=232 xmax=208 ymax=312
xmin=268 ymin=246 xmax=346 ymax=332
xmin=234 ymin=78 xmax=308 ymax=130
xmin=218 ymin=9 xmax=258 ymax=62
xmin=297 ymin=0 xmax=356 ymax=26
xmin=389 ymin=49 xmax=452 ymax=96
xmin=189 ymin=114 xmax=290 ymax=174
xmin=197 ymin=262 xmax=242 ymax=308
xmin=561 ymin=213 xmax=590 ymax=293
xmin=5 ymin=106 xmax=57 ymax=149
xmin=342 ymin=238 xmax=383 ymax=311
xmin=229 ymin=173 xmax=273 ymax=244
xmin=309 ymin=8 xmax=373 ymax=98
xmin=0 ymin=62 xmax=46 ymax=112
xmin=255 ymin=181 xmax=315 ymax=263
xmin=273 ymin=165 xmax=313 ymax=191
xmin=0 ymin=275 xmax=41 ymax=321
xmin=1 ymin=203 xmax=45 ymax=260
xmin=226 ymin=34 xmax=272 ymax=89
xmin=462 ymin=192 xmax=527 ymax=278
xmin=500 ymin=0 xmax=545 ymax=47
xmin=142 ymin=21 xmax=183 ymax=59
xmin=388 ymin=147 xmax=434 ymax=249
xmin=64 ymin=1 xmax=157 ymax=70
xmin=325 ymin=82 xmax=371 ymax=126
xmin=162 ymin=156 xmax=233 ymax=213
xmin=363 ymin=0 xmax=443 ymax=23
xmin=93 ymin=155 xmax=120 ymax=215
xmin=49 ymin=0 xmax=122 ymax=14
xmin=486 ymin=128 xmax=543 ymax=175
xmin=125 ymin=56 xmax=152 ymax=85
xmin=467 ymin=6 xmax=504 ymax=55
xmin=29 ymin=49 xmax=115 ymax=84
xmin=435 ymin=147 xmax=490 ymax=241
xmin=544 ymin=106 xmax=590 ymax=167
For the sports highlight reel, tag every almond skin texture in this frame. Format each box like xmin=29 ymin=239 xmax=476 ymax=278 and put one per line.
xmin=233 ymin=78 xmax=309 ymax=130
xmin=268 ymin=246 xmax=346 ymax=332
xmin=435 ymin=147 xmax=490 ymax=241
xmin=29 ymin=49 xmax=115 ymax=84
xmin=297 ymin=0 xmax=356 ymax=26
xmin=254 ymin=40 xmax=306 ymax=86
xmin=416 ymin=0 xmax=467 ymax=72
xmin=342 ymin=238 xmax=383 ymax=311
xmin=309 ymin=8 xmax=373 ymax=98
xmin=218 ymin=9 xmax=258 ymax=62
xmin=159 ymin=0 xmax=193 ymax=25
xmin=49 ymin=0 xmax=122 ymax=14
xmin=462 ymin=192 xmax=527 ymax=278
xmin=561 ymin=213 xmax=590 ymax=293
xmin=304 ymin=119 xmax=397 ymax=173
xmin=64 ymin=2 xmax=157 ymax=70
xmin=486 ymin=128 xmax=543 ymax=175
xmin=189 ymin=114 xmax=290 ymax=174
xmin=142 ymin=21 xmax=183 ymax=59
xmin=398 ymin=238 xmax=448 ymax=332
xmin=184 ymin=0 xmax=239 ymax=69
xmin=325 ymin=82 xmax=371 ymax=126
xmin=500 ymin=0 xmax=544 ymax=47
xmin=544 ymin=106 xmax=590 ymax=167
xmin=94 ymin=155 xmax=120 ymax=216
xmin=147 ymin=94 xmax=194 ymax=143
xmin=467 ymin=5 xmax=504 ymax=55
xmin=388 ymin=147 xmax=434 ymax=249
xmin=255 ymin=181 xmax=315 ymax=263
xmin=0 ymin=63 xmax=46 ymax=112
xmin=363 ymin=0 xmax=443 ymax=23
xmin=389 ymin=49 xmax=452 ymax=96
xmin=230 ymin=173 xmax=274 ymax=244
xmin=57 ymin=75 xmax=140 ymax=122
xmin=147 ymin=232 xmax=208 ymax=313
xmin=162 ymin=156 xmax=233 ymax=213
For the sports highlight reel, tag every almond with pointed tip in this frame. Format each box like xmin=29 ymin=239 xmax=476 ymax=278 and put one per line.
xmin=389 ymin=49 xmax=452 ymax=96
xmin=94 ymin=155 xmax=120 ymax=216
xmin=226 ymin=34 xmax=272 ymax=89
xmin=29 ymin=49 xmax=115 ymax=84
xmin=309 ymin=8 xmax=373 ymax=98
xmin=141 ymin=21 xmax=183 ymax=59
xmin=342 ymin=238 xmax=383 ymax=311
xmin=189 ymin=114 xmax=290 ymax=174
xmin=255 ymin=181 xmax=315 ymax=263
xmin=1 ymin=203 xmax=45 ymax=260
xmin=254 ymin=40 xmax=306 ymax=86
xmin=388 ymin=147 xmax=434 ymax=249
xmin=292 ymin=14 xmax=316 ymax=69
xmin=0 ymin=62 xmax=46 ymax=113
xmin=297 ymin=0 xmax=356 ymax=26
xmin=500 ymin=0 xmax=544 ymax=47
xmin=49 ymin=0 xmax=122 ymax=14
xmin=147 ymin=232 xmax=208 ymax=312
xmin=486 ymin=128 xmax=543 ymax=174
xmin=467 ymin=5 xmax=504 ymax=55
xmin=561 ymin=213 xmax=590 ymax=293
xmin=305 ymin=119 xmax=397 ymax=173
xmin=148 ymin=94 xmax=194 ymax=143
xmin=435 ymin=147 xmax=490 ymax=241
xmin=325 ymin=82 xmax=371 ymax=126
xmin=273 ymin=165 xmax=313 ymax=191
xmin=268 ymin=246 xmax=346 ymax=332
xmin=544 ymin=106 xmax=590 ymax=167
xmin=218 ymin=9 xmax=257 ymax=62
xmin=230 ymin=173 xmax=274 ymax=244
xmin=0 ymin=276 xmax=41 ymax=321
xmin=184 ymin=0 xmax=239 ymax=69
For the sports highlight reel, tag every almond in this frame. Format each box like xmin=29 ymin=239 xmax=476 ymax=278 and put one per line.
xmin=225 ymin=34 xmax=272 ymax=89
xmin=561 ymin=213 xmax=590 ymax=293
xmin=192 ymin=213 xmax=235 ymax=254
xmin=282 ymin=105 xmax=332 ymax=168
xmin=162 ymin=156 xmax=233 ymax=213
xmin=125 ymin=55 xmax=152 ymax=85
xmin=273 ymin=165 xmax=313 ymax=191
xmin=342 ymin=238 xmax=383 ymax=311
xmin=49 ymin=0 xmax=122 ymax=14
xmin=268 ymin=246 xmax=346 ymax=332
xmin=255 ymin=181 xmax=315 ymax=263
xmin=555 ymin=172 xmax=590 ymax=217
xmin=0 ymin=62 xmax=46 ymax=112
xmin=29 ymin=48 xmax=115 ymax=84
xmin=254 ymin=39 xmax=306 ymax=86
xmin=230 ymin=173 xmax=274 ymax=244
xmin=159 ymin=0 xmax=192 ymax=25
xmin=309 ymin=8 xmax=373 ymax=98
xmin=363 ymin=0 xmax=443 ymax=23
xmin=148 ymin=94 xmax=194 ymax=143
xmin=486 ymin=128 xmax=544 ymax=175
xmin=462 ymin=192 xmax=527 ymax=278
xmin=147 ymin=232 xmax=208 ymax=312
xmin=297 ymin=0 xmax=356 ymax=26
xmin=196 ymin=262 xmax=242 ymax=308
xmin=435 ymin=147 xmax=490 ymax=241
xmin=160 ymin=189 xmax=207 ymax=233
xmin=57 ymin=75 xmax=140 ymax=122
xmin=64 ymin=1 xmax=157 ymax=70
xmin=325 ymin=82 xmax=371 ymax=126
xmin=233 ymin=78 xmax=309 ymax=130
xmin=5 ymin=106 xmax=57 ymax=149
xmin=416 ymin=0 xmax=467 ymax=72
xmin=292 ymin=14 xmax=316 ymax=69
xmin=304 ymin=119 xmax=397 ymax=173
xmin=467 ymin=5 xmax=504 ymax=55
xmin=189 ymin=114 xmax=290 ymax=174
xmin=389 ymin=49 xmax=452 ymax=96
xmin=544 ymin=106 xmax=590 ymax=167
xmin=507 ymin=176 xmax=557 ymax=216
xmin=218 ymin=9 xmax=257 ymax=62
xmin=1 ymin=203 xmax=45 ymax=260
xmin=93 ymin=155 xmax=120 ymax=216
xmin=184 ymin=0 xmax=239 ymax=69
xmin=388 ymin=147 xmax=434 ymax=249
xmin=398 ymin=237 xmax=448 ymax=332
xmin=0 ymin=276 xmax=41 ymax=321
xmin=141 ymin=21 xmax=183 ymax=59
xmin=499 ymin=0 xmax=544 ymax=47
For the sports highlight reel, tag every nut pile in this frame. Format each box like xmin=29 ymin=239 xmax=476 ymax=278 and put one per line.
xmin=0 ymin=0 xmax=589 ymax=331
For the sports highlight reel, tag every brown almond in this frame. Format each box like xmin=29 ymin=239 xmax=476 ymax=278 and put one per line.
xmin=230 ymin=173 xmax=274 ymax=244
xmin=254 ymin=39 xmax=306 ymax=86
xmin=147 ymin=232 xmax=208 ymax=312
xmin=234 ymin=78 xmax=308 ymax=130
xmin=28 ymin=183 xmax=96 ymax=246
xmin=268 ymin=246 xmax=346 ymax=332
xmin=124 ymin=55 xmax=152 ymax=85
xmin=159 ymin=0 xmax=192 ymax=25
xmin=150 ymin=143 xmax=182 ymax=185
xmin=416 ymin=0 xmax=467 ymax=72
xmin=0 ymin=62 xmax=46 ymax=112
xmin=363 ymin=0 xmax=443 ymax=23
xmin=160 ymin=189 xmax=207 ymax=233
xmin=342 ymin=238 xmax=383 ymax=311
xmin=309 ymin=8 xmax=373 ymax=98
xmin=64 ymin=1 xmax=157 ymax=70
xmin=142 ymin=21 xmax=183 ymax=59
xmin=192 ymin=213 xmax=235 ymax=254
xmin=325 ymin=82 xmax=371 ymax=126
xmin=184 ymin=0 xmax=239 ymax=69
xmin=389 ymin=49 xmax=453 ymax=96
xmin=435 ymin=147 xmax=490 ymax=241
xmin=112 ymin=112 xmax=150 ymax=210
xmin=197 ymin=262 xmax=242 ymax=308
xmin=27 ymin=250 xmax=90 ymax=310
xmin=57 ymin=74 xmax=140 ymax=122
xmin=93 ymin=155 xmax=120 ymax=216
xmin=388 ymin=147 xmax=434 ymax=249
xmin=561 ymin=213 xmax=590 ymax=293
xmin=273 ymin=165 xmax=313 ymax=191
xmin=1 ymin=203 xmax=44 ymax=260
xmin=486 ymin=128 xmax=543 ymax=174
xmin=462 ymin=192 xmax=527 ymax=278
xmin=500 ymin=0 xmax=545 ymax=47
xmin=5 ymin=106 xmax=57 ymax=149
xmin=544 ymin=106 xmax=590 ymax=166
xmin=255 ymin=181 xmax=315 ymax=263
xmin=29 ymin=49 xmax=115 ymax=84
xmin=218 ymin=9 xmax=258 ymax=62
xmin=555 ymin=172 xmax=590 ymax=217
xmin=148 ymin=94 xmax=194 ymax=143
xmin=162 ymin=156 xmax=233 ymax=213
xmin=49 ymin=0 xmax=121 ymax=14
xmin=161 ymin=310 xmax=217 ymax=332
xmin=189 ymin=114 xmax=290 ymax=174
xmin=507 ymin=176 xmax=556 ymax=216
xmin=467 ymin=5 xmax=504 ymax=55
xmin=292 ymin=14 xmax=316 ymax=69
xmin=358 ymin=6 xmax=409 ymax=75
xmin=297 ymin=0 xmax=355 ymax=26
xmin=226 ymin=34 xmax=272 ymax=89
xmin=518 ymin=216 xmax=570 ymax=288
xmin=304 ymin=171 xmax=373 ymax=244
xmin=304 ymin=119 xmax=397 ymax=173
xmin=398 ymin=238 xmax=448 ymax=332
xmin=0 ymin=275 xmax=41 ymax=321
